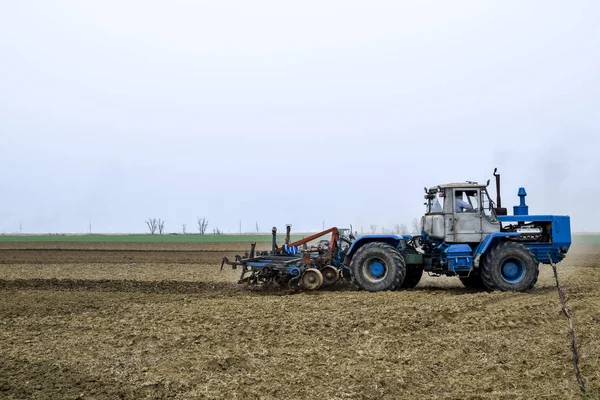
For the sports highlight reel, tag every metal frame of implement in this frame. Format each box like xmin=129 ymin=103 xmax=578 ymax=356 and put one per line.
xmin=221 ymin=225 xmax=345 ymax=289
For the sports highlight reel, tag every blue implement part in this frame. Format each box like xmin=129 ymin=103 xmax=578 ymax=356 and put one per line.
xmin=283 ymin=244 xmax=299 ymax=255
xmin=500 ymin=257 xmax=526 ymax=283
xmin=369 ymin=260 xmax=386 ymax=278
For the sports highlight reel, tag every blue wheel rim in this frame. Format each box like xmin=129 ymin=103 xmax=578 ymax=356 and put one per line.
xmin=367 ymin=259 xmax=386 ymax=280
xmin=500 ymin=258 xmax=526 ymax=284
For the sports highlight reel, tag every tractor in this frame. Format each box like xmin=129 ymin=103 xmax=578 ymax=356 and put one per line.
xmin=222 ymin=168 xmax=571 ymax=292
xmin=342 ymin=168 xmax=571 ymax=292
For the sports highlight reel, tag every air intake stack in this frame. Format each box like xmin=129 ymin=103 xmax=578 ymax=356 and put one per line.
xmin=513 ymin=187 xmax=529 ymax=216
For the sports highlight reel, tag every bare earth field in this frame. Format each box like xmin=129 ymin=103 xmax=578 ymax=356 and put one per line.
xmin=0 ymin=243 xmax=599 ymax=399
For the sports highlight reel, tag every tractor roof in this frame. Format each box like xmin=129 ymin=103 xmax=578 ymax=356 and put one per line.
xmin=435 ymin=182 xmax=486 ymax=189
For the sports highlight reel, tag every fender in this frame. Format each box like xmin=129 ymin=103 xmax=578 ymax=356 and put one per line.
xmin=345 ymin=234 xmax=411 ymax=264
xmin=472 ymin=232 xmax=520 ymax=267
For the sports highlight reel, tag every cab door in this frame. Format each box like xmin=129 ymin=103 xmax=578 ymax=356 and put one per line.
xmin=446 ymin=189 xmax=483 ymax=243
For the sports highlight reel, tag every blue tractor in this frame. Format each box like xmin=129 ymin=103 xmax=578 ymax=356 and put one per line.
xmin=343 ymin=169 xmax=571 ymax=292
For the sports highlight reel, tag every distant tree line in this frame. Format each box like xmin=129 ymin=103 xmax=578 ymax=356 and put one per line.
xmin=145 ymin=217 xmax=421 ymax=235
xmin=145 ymin=218 xmax=165 ymax=235
xmin=144 ymin=216 xmax=216 ymax=235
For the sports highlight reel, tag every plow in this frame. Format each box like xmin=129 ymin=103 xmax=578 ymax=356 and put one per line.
xmin=221 ymin=225 xmax=354 ymax=290
xmin=222 ymin=168 xmax=572 ymax=292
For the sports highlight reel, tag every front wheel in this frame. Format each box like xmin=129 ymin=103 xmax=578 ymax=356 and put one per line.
xmin=481 ymin=241 xmax=539 ymax=292
xmin=349 ymin=242 xmax=406 ymax=292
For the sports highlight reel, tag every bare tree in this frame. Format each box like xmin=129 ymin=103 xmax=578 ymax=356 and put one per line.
xmin=394 ymin=224 xmax=408 ymax=234
xmin=412 ymin=218 xmax=420 ymax=234
xmin=255 ymin=221 xmax=260 ymax=233
xmin=157 ymin=219 xmax=165 ymax=234
xmin=213 ymin=227 xmax=222 ymax=235
xmin=197 ymin=217 xmax=209 ymax=235
xmin=145 ymin=218 xmax=158 ymax=235
xmin=182 ymin=224 xmax=187 ymax=235
xmin=369 ymin=224 xmax=378 ymax=234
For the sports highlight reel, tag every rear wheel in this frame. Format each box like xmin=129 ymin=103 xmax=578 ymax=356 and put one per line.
xmin=400 ymin=266 xmax=423 ymax=289
xmin=481 ymin=241 xmax=539 ymax=292
xmin=349 ymin=242 xmax=406 ymax=292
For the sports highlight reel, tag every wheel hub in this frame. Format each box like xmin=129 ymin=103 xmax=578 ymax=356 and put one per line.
xmin=369 ymin=261 xmax=385 ymax=278
xmin=500 ymin=258 xmax=525 ymax=283
xmin=503 ymin=262 xmax=519 ymax=278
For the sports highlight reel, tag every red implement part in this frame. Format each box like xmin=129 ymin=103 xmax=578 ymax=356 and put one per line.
xmin=286 ymin=227 xmax=339 ymax=261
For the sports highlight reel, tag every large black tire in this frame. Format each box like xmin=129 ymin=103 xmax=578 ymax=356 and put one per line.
xmin=349 ymin=242 xmax=406 ymax=292
xmin=400 ymin=266 xmax=423 ymax=289
xmin=481 ymin=241 xmax=539 ymax=292
xmin=459 ymin=273 xmax=486 ymax=289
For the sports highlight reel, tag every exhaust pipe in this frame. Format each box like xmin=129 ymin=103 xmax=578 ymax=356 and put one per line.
xmin=493 ymin=168 xmax=507 ymax=216
xmin=493 ymin=168 xmax=502 ymax=208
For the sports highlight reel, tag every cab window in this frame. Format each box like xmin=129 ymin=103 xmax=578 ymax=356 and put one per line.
xmin=426 ymin=193 xmax=444 ymax=214
xmin=455 ymin=190 xmax=479 ymax=213
xmin=481 ymin=189 xmax=498 ymax=221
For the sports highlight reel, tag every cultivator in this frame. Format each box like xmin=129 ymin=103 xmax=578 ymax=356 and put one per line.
xmin=221 ymin=225 xmax=354 ymax=290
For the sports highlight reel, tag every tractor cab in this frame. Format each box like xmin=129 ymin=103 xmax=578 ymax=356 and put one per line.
xmin=422 ymin=182 xmax=501 ymax=243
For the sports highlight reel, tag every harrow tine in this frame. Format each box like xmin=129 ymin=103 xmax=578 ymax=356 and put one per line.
xmin=220 ymin=257 xmax=228 ymax=271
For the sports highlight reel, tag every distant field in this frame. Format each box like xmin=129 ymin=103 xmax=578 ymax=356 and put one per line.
xmin=0 ymin=234 xmax=309 ymax=243
xmin=0 ymin=233 xmax=597 ymax=244
xmin=572 ymin=234 xmax=600 ymax=244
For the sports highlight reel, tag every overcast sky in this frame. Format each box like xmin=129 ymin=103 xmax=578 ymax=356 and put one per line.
xmin=1 ymin=0 xmax=599 ymax=234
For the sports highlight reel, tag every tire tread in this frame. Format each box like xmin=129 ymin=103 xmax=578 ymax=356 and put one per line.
xmin=350 ymin=242 xmax=406 ymax=291
xmin=481 ymin=241 xmax=539 ymax=292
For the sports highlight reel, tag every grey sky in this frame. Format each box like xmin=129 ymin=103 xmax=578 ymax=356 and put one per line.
xmin=1 ymin=1 xmax=599 ymax=234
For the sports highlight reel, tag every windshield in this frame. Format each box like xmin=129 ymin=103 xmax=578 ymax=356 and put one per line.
xmin=425 ymin=192 xmax=444 ymax=214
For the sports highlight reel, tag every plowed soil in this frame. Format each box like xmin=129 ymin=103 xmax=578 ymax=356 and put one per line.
xmin=0 ymin=243 xmax=599 ymax=399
